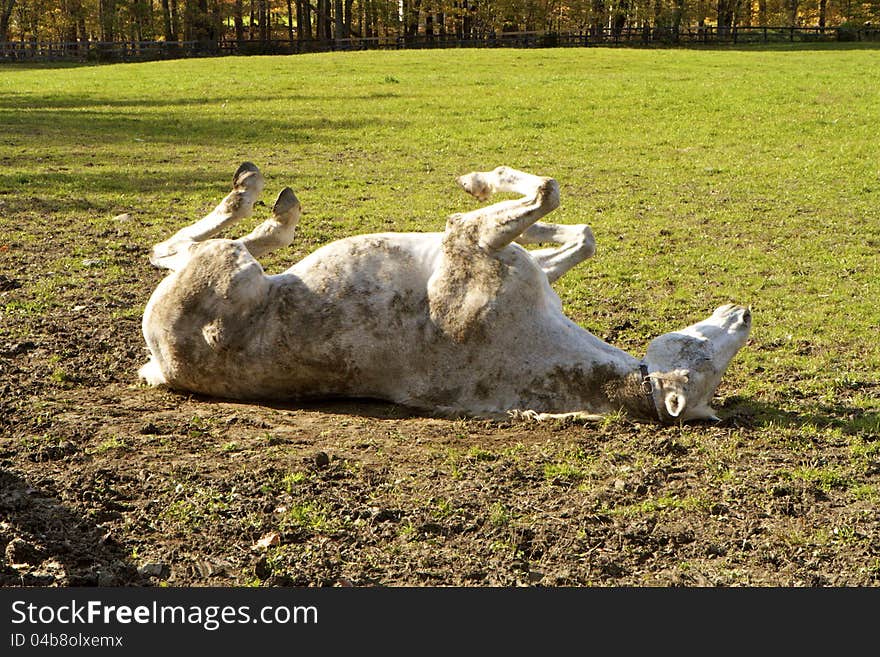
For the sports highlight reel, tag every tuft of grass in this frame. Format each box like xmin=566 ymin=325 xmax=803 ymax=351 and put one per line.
xmin=282 ymin=471 xmax=308 ymax=492
xmin=398 ymin=521 xmax=417 ymax=539
xmin=488 ymin=502 xmax=511 ymax=527
xmin=849 ymin=437 xmax=880 ymax=473
xmin=782 ymin=466 xmax=851 ymax=492
xmin=605 ymin=495 xmax=709 ymax=518
xmin=850 ymin=484 xmax=877 ymax=501
xmin=544 ymin=461 xmax=588 ymax=484
xmin=431 ymin=497 xmax=453 ymax=520
xmin=467 ymin=446 xmax=497 ymax=462
xmin=544 ymin=444 xmax=594 ymax=485
xmin=160 ymin=486 xmax=234 ymax=530
xmin=18 ymin=433 xmax=65 ymax=449
xmin=89 ymin=435 xmax=128 ymax=453
xmin=186 ymin=415 xmax=213 ymax=439
xmin=279 ymin=503 xmax=332 ymax=533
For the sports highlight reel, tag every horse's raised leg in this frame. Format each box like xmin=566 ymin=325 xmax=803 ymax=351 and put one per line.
xmin=149 ymin=162 xmax=265 ymax=270
xmin=515 ymin=221 xmax=596 ymax=283
xmin=429 ymin=167 xmax=561 ymax=343
xmin=239 ymin=187 xmax=301 ymax=259
xmin=454 ymin=166 xmax=560 ymax=251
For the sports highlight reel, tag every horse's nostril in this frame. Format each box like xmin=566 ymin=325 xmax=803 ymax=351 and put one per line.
xmin=742 ymin=308 xmax=751 ymax=322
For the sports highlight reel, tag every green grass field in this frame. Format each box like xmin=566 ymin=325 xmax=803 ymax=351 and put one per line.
xmin=3 ymin=47 xmax=878 ymax=422
xmin=1 ymin=47 xmax=879 ymax=586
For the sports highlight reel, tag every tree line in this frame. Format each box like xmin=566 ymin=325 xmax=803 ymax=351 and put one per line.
xmin=2 ymin=0 xmax=879 ymax=48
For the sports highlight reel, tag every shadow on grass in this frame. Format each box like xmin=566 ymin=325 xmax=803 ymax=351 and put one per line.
xmin=0 ymin=62 xmax=98 ymax=71
xmin=193 ymin=393 xmax=445 ymax=421
xmin=0 ymin=152 xmax=375 ymax=212
xmin=0 ymin=108 xmax=400 ymax=145
xmin=0 ymin=102 xmax=403 ymax=215
xmin=0 ymin=468 xmax=148 ymax=586
xmin=140 ymin=387 xmax=880 ymax=435
xmin=0 ymin=167 xmax=261 ymax=202
xmin=722 ymin=395 xmax=879 ymax=436
xmin=0 ymin=91 xmax=402 ymax=110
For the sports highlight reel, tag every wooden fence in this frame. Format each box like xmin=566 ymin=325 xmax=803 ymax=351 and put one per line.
xmin=2 ymin=25 xmax=879 ymax=63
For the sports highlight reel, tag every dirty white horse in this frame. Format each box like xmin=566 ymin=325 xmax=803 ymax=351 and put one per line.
xmin=140 ymin=163 xmax=751 ymax=424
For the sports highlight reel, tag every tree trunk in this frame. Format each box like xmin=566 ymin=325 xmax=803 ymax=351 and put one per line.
xmin=758 ymin=0 xmax=767 ymax=26
xmin=412 ymin=0 xmax=421 ymax=37
xmin=324 ymin=0 xmax=332 ymax=40
xmin=611 ymin=0 xmax=627 ymax=38
xmin=672 ymin=0 xmax=684 ymax=37
xmin=0 ymin=0 xmax=14 ymax=44
xmin=717 ymin=0 xmax=734 ymax=33
xmin=363 ymin=0 xmax=373 ymax=37
xmin=234 ymin=0 xmax=244 ymax=42
xmin=788 ymin=0 xmax=799 ymax=25
xmin=590 ymin=0 xmax=604 ymax=38
xmin=61 ymin=0 xmax=78 ymax=43
xmin=457 ymin=1 xmax=468 ymax=39
xmin=332 ymin=0 xmax=341 ymax=41
xmin=344 ymin=0 xmax=353 ymax=38
xmin=195 ymin=0 xmax=207 ymax=41
xmin=210 ymin=0 xmax=220 ymax=46
xmin=170 ymin=0 xmax=179 ymax=40
xmin=286 ymin=0 xmax=294 ymax=41
xmin=319 ymin=0 xmax=331 ymax=42
xmin=298 ymin=0 xmax=311 ymax=40
xmin=316 ymin=0 xmax=326 ymax=43
xmin=404 ymin=0 xmax=421 ymax=37
xmin=100 ymin=0 xmax=116 ymax=41
xmin=258 ymin=0 xmax=268 ymax=42
xmin=739 ymin=0 xmax=752 ymax=26
xmin=182 ymin=0 xmax=192 ymax=40
xmin=818 ymin=0 xmax=826 ymax=28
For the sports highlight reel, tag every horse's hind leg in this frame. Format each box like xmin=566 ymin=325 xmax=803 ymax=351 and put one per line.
xmin=515 ymin=221 xmax=596 ymax=283
xmin=458 ymin=166 xmax=552 ymax=201
xmin=454 ymin=166 xmax=559 ymax=252
xmin=149 ymin=162 xmax=265 ymax=270
xmin=239 ymin=188 xmax=301 ymax=258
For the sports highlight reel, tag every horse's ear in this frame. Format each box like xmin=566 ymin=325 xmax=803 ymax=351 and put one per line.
xmin=664 ymin=390 xmax=686 ymax=418
xmin=649 ymin=368 xmax=690 ymax=419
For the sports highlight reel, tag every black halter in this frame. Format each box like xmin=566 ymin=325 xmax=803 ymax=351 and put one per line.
xmin=639 ymin=361 xmax=661 ymax=421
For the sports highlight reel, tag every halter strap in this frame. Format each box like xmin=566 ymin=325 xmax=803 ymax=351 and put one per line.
xmin=639 ymin=361 xmax=661 ymax=421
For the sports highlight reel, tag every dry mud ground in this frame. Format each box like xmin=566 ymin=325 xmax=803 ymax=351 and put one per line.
xmin=1 ymin=222 xmax=878 ymax=588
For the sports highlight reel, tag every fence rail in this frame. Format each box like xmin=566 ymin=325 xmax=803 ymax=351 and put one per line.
xmin=3 ymin=25 xmax=879 ymax=63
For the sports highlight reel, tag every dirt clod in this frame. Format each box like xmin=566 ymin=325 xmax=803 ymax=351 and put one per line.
xmin=5 ymin=538 xmax=43 ymax=566
xmin=137 ymin=562 xmax=170 ymax=579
